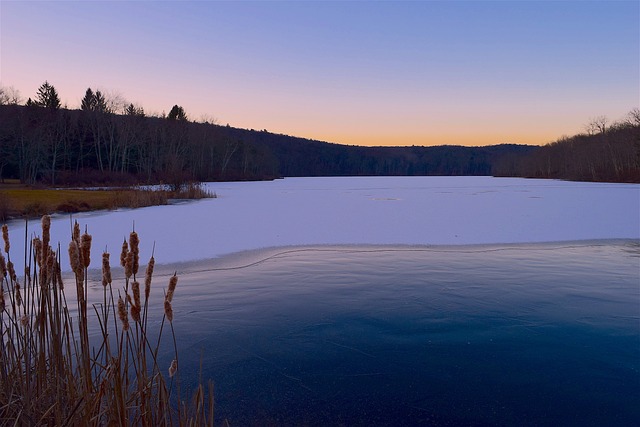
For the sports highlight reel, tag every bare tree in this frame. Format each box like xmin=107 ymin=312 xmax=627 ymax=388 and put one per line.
xmin=197 ymin=114 xmax=217 ymax=125
xmin=626 ymin=108 xmax=640 ymax=126
xmin=585 ymin=116 xmax=608 ymax=135
xmin=0 ymin=85 xmax=22 ymax=105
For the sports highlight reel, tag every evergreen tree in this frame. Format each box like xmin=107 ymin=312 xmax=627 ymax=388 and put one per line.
xmin=94 ymin=91 xmax=107 ymax=113
xmin=125 ymin=103 xmax=145 ymax=117
xmin=35 ymin=81 xmax=61 ymax=110
xmin=167 ymin=105 xmax=187 ymax=121
xmin=81 ymin=88 xmax=96 ymax=111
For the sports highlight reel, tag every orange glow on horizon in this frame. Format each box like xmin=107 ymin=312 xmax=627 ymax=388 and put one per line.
xmin=283 ymin=130 xmax=557 ymax=148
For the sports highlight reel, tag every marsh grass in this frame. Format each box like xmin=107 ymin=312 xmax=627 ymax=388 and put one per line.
xmin=0 ymin=183 xmax=215 ymax=220
xmin=0 ymin=216 xmax=214 ymax=425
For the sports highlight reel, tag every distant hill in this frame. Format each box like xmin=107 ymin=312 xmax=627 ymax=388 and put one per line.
xmin=0 ymin=104 xmax=637 ymax=185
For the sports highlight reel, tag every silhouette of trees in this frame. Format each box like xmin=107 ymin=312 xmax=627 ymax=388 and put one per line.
xmin=125 ymin=103 xmax=145 ymax=117
xmin=167 ymin=105 xmax=187 ymax=121
xmin=495 ymin=112 xmax=640 ymax=182
xmin=81 ymin=88 xmax=96 ymax=111
xmin=0 ymin=85 xmax=22 ymax=105
xmin=34 ymin=81 xmax=61 ymax=110
xmin=81 ymin=88 xmax=109 ymax=112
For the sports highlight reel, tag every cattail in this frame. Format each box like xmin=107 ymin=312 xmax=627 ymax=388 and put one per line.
xmin=7 ymin=260 xmax=16 ymax=283
xmin=125 ymin=251 xmax=133 ymax=279
xmin=2 ymin=224 xmax=9 ymax=254
xmin=130 ymin=303 xmax=141 ymax=323
xmin=168 ymin=359 xmax=178 ymax=378
xmin=20 ymin=314 xmax=28 ymax=327
xmin=33 ymin=237 xmax=43 ymax=268
xmin=15 ymin=282 xmax=21 ymax=306
xmin=129 ymin=231 xmax=140 ymax=275
xmin=118 ymin=295 xmax=129 ymax=331
xmin=164 ymin=300 xmax=173 ymax=322
xmin=120 ymin=239 xmax=128 ymax=268
xmin=0 ymin=283 xmax=5 ymax=311
xmin=144 ymin=256 xmax=154 ymax=301
xmin=72 ymin=221 xmax=81 ymax=244
xmin=0 ymin=253 xmax=6 ymax=278
xmin=166 ymin=274 xmax=178 ymax=303
xmin=127 ymin=290 xmax=140 ymax=322
xmin=132 ymin=281 xmax=141 ymax=310
xmin=102 ymin=252 xmax=112 ymax=287
xmin=44 ymin=248 xmax=55 ymax=287
xmin=81 ymin=232 xmax=92 ymax=268
xmin=41 ymin=215 xmax=51 ymax=250
xmin=68 ymin=240 xmax=81 ymax=276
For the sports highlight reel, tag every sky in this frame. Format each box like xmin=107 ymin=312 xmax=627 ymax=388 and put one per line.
xmin=0 ymin=1 xmax=638 ymax=147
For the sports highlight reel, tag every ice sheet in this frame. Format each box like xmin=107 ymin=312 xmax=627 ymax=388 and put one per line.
xmin=4 ymin=176 xmax=639 ymax=270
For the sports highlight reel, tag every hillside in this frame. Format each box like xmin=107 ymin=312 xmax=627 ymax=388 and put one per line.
xmin=0 ymin=104 xmax=638 ymax=185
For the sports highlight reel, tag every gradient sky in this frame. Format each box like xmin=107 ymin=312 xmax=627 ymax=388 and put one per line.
xmin=1 ymin=1 xmax=638 ymax=147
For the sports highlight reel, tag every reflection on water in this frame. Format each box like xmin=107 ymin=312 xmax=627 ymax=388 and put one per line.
xmin=96 ymin=241 xmax=640 ymax=426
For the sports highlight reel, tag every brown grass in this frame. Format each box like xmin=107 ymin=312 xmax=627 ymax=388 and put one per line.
xmin=0 ymin=182 xmax=216 ymax=221
xmin=0 ymin=216 xmax=214 ymax=425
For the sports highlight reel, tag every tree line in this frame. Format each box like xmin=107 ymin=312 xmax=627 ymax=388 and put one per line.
xmin=0 ymin=82 xmax=638 ymax=185
xmin=492 ymin=111 xmax=640 ymax=182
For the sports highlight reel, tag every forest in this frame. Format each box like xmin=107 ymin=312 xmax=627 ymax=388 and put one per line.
xmin=0 ymin=82 xmax=638 ymax=185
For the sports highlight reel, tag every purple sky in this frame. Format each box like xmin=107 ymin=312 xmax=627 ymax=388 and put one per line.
xmin=1 ymin=1 xmax=638 ymax=146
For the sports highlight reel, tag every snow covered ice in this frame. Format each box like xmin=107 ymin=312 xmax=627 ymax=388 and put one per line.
xmin=5 ymin=176 xmax=640 ymax=270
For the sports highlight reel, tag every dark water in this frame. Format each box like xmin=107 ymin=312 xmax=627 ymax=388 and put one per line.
xmin=148 ymin=241 xmax=639 ymax=426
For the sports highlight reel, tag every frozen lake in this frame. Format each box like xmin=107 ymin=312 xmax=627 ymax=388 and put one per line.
xmin=5 ymin=176 xmax=639 ymax=269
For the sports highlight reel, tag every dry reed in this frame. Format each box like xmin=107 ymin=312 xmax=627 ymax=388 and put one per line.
xmin=0 ymin=217 xmax=214 ymax=426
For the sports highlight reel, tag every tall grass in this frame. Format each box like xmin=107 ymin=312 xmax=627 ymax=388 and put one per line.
xmin=0 ymin=216 xmax=214 ymax=425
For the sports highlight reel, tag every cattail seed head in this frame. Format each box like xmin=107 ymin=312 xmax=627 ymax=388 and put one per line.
xmin=68 ymin=240 xmax=81 ymax=276
xmin=131 ymin=304 xmax=141 ymax=323
xmin=120 ymin=239 xmax=128 ymax=268
xmin=2 ymin=224 xmax=9 ymax=254
xmin=41 ymin=215 xmax=51 ymax=249
xmin=81 ymin=233 xmax=92 ymax=268
xmin=118 ymin=296 xmax=129 ymax=331
xmin=129 ymin=231 xmax=139 ymax=253
xmin=125 ymin=251 xmax=134 ymax=279
xmin=164 ymin=300 xmax=173 ymax=322
xmin=20 ymin=314 xmax=28 ymax=327
xmin=168 ymin=359 xmax=178 ymax=378
xmin=15 ymin=282 xmax=21 ymax=306
xmin=72 ymin=221 xmax=81 ymax=244
xmin=0 ymin=283 xmax=5 ymax=312
xmin=45 ymin=248 xmax=55 ymax=287
xmin=132 ymin=281 xmax=141 ymax=309
xmin=7 ymin=260 xmax=16 ymax=283
xmin=144 ymin=256 xmax=154 ymax=300
xmin=166 ymin=274 xmax=178 ymax=303
xmin=33 ymin=237 xmax=43 ymax=268
xmin=129 ymin=231 xmax=139 ymax=275
xmin=102 ymin=252 xmax=112 ymax=287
